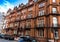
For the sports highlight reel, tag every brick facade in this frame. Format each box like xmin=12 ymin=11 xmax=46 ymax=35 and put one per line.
xmin=5 ymin=0 xmax=60 ymax=42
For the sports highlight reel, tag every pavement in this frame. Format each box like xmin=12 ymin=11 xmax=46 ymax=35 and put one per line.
xmin=0 ymin=38 xmax=17 ymax=42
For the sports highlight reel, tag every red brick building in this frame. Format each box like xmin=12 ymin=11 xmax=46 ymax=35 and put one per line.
xmin=5 ymin=0 xmax=60 ymax=42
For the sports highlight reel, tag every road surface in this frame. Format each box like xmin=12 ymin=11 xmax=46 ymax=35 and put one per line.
xmin=0 ymin=39 xmax=17 ymax=42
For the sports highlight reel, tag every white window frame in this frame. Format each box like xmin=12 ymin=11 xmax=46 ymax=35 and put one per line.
xmin=52 ymin=8 xmax=57 ymax=13
xmin=53 ymin=0 xmax=56 ymax=3
xmin=39 ymin=10 xmax=44 ymax=16
xmin=10 ymin=23 xmax=13 ymax=27
xmin=39 ymin=3 xmax=45 ymax=7
xmin=38 ymin=29 xmax=44 ymax=37
xmin=33 ymin=0 xmax=37 ymax=2
xmin=53 ymin=17 xmax=57 ymax=27
xmin=14 ymin=30 xmax=17 ymax=34
xmin=54 ymin=29 xmax=59 ymax=39
xmin=28 ymin=7 xmax=32 ymax=11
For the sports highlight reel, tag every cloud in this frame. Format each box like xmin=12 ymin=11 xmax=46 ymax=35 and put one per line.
xmin=0 ymin=0 xmax=14 ymax=13
xmin=0 ymin=0 xmax=28 ymax=13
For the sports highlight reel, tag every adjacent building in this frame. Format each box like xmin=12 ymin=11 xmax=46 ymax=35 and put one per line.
xmin=5 ymin=0 xmax=60 ymax=42
xmin=0 ymin=12 xmax=5 ymax=34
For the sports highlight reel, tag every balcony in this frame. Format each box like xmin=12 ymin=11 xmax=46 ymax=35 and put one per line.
xmin=18 ymin=26 xmax=25 ymax=31
xmin=51 ymin=24 xmax=60 ymax=28
xmin=25 ymin=25 xmax=31 ymax=30
xmin=37 ymin=0 xmax=46 ymax=3
xmin=26 ymin=14 xmax=33 ymax=19
xmin=36 ymin=24 xmax=45 ymax=29
xmin=35 ymin=24 xmax=60 ymax=29
xmin=15 ymin=18 xmax=20 ymax=22
xmin=46 ymin=24 xmax=60 ymax=29
xmin=5 ymin=27 xmax=14 ymax=31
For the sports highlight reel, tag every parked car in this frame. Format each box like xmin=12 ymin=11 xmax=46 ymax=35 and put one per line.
xmin=0 ymin=34 xmax=5 ymax=38
xmin=9 ymin=36 xmax=14 ymax=40
xmin=18 ymin=36 xmax=37 ymax=42
xmin=4 ymin=34 xmax=14 ymax=40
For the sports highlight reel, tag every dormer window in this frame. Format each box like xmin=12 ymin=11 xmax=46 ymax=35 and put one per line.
xmin=29 ymin=0 xmax=33 ymax=2
xmin=33 ymin=0 xmax=38 ymax=2
xmin=21 ymin=3 xmax=24 ymax=6
xmin=39 ymin=3 xmax=45 ymax=7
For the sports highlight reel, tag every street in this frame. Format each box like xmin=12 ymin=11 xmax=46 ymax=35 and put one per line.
xmin=0 ymin=39 xmax=17 ymax=42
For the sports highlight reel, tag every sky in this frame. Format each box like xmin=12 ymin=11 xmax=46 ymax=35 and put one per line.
xmin=0 ymin=0 xmax=28 ymax=13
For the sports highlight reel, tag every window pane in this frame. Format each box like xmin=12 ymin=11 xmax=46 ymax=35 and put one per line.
xmin=53 ymin=17 xmax=57 ymax=27
xmin=38 ymin=29 xmax=44 ymax=37
xmin=27 ymin=14 xmax=32 ymax=18
xmin=39 ymin=10 xmax=44 ymax=16
xmin=26 ymin=30 xmax=30 ymax=35
xmin=37 ymin=19 xmax=44 ymax=27
xmin=54 ymin=29 xmax=59 ymax=39
xmin=33 ymin=0 xmax=37 ymax=2
xmin=17 ymin=11 xmax=20 ymax=14
xmin=39 ymin=3 xmax=45 ymax=7
xmin=52 ymin=8 xmax=57 ymax=13
xmin=53 ymin=0 xmax=56 ymax=2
